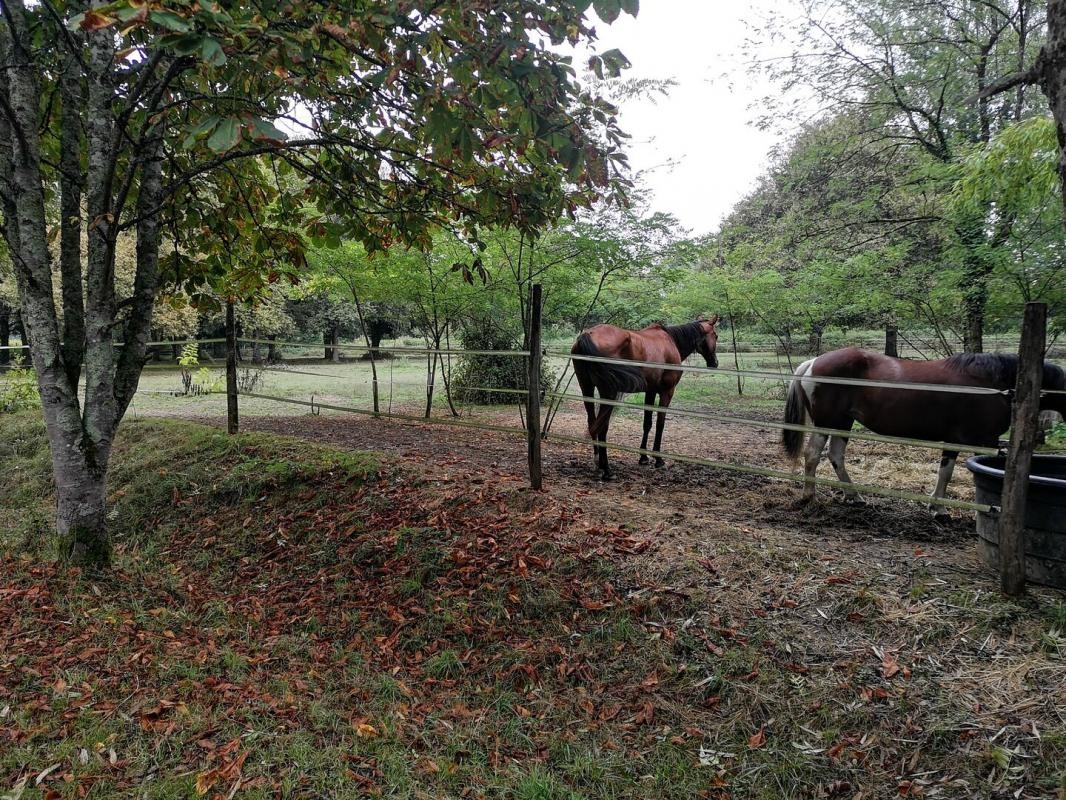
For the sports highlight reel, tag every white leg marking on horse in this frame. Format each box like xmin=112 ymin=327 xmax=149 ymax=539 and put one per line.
xmin=930 ymin=456 xmax=956 ymax=517
xmin=802 ymin=432 xmax=828 ymax=500
xmin=827 ymin=435 xmax=859 ymax=498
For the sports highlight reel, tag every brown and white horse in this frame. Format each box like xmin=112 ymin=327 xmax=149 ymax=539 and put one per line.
xmin=571 ymin=317 xmax=719 ymax=479
xmin=782 ymin=347 xmax=1066 ymax=515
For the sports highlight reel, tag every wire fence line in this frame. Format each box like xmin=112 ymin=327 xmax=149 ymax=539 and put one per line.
xmin=545 ymin=391 xmax=1002 ymax=456
xmin=545 ymin=432 xmax=992 ymax=513
xmin=238 ymin=337 xmax=530 ymax=357
xmin=7 ymin=333 xmax=1053 ymax=514
xmin=555 ymin=350 xmax=1012 ymax=396
xmin=239 ymin=391 xmax=530 ymax=438
xmin=216 ymin=338 xmax=1017 ymax=512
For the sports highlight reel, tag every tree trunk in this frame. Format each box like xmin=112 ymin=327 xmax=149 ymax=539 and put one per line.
xmin=330 ymin=326 xmax=340 ymax=362
xmin=425 ymin=350 xmax=437 ymax=419
xmin=53 ymin=441 xmax=111 ymax=564
xmin=59 ymin=21 xmax=85 ymax=390
xmin=807 ymin=322 xmax=824 ymax=356
xmin=885 ymin=321 xmax=899 ymax=358
xmin=0 ymin=304 xmax=9 ymax=366
xmin=956 ymin=217 xmax=989 ymax=353
xmin=1041 ymin=0 xmax=1066 ymax=220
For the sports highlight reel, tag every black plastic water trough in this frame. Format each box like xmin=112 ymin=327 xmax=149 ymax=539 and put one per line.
xmin=965 ymin=454 xmax=1066 ymax=588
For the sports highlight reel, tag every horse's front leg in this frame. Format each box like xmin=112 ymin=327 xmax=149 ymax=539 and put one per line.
xmin=639 ymin=390 xmax=656 ymax=465
xmin=652 ymin=387 xmax=675 ymax=468
xmin=929 ymin=450 xmax=957 ymax=521
xmin=827 ymin=434 xmax=864 ymax=505
xmin=575 ymin=374 xmax=599 ymax=464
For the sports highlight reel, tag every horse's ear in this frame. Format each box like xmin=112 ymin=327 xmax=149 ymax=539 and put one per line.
xmin=707 ymin=314 xmax=720 ymax=328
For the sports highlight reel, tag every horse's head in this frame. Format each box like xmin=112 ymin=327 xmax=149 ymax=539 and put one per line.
xmin=696 ymin=315 xmax=720 ymax=368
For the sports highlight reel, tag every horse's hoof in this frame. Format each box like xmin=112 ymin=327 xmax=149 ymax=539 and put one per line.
xmin=932 ymin=509 xmax=951 ymax=523
xmin=844 ymin=495 xmax=867 ymax=507
xmin=638 ymin=455 xmax=650 ymax=466
xmin=654 ymin=458 xmax=665 ymax=468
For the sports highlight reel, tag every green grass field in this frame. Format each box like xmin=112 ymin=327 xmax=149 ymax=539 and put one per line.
xmin=122 ymin=343 xmax=799 ymax=425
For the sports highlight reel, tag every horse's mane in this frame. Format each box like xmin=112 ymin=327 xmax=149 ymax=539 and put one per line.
xmin=660 ymin=321 xmax=706 ymax=358
xmin=945 ymin=352 xmax=1066 ymax=390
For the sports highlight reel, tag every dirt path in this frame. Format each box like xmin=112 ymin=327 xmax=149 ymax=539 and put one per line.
xmin=219 ymin=410 xmax=981 ymax=575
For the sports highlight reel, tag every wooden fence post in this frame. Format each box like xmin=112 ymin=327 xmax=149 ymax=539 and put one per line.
xmin=527 ymin=283 xmax=543 ymax=490
xmin=226 ymin=300 xmax=239 ymax=435
xmin=999 ymin=301 xmax=1047 ymax=596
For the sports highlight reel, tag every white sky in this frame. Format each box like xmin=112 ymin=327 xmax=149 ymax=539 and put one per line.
xmin=580 ymin=1 xmax=791 ymax=235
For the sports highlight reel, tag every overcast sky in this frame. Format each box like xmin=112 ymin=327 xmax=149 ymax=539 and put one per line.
xmin=577 ymin=1 xmax=792 ymax=236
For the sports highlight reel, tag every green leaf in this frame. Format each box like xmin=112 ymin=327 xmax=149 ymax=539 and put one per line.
xmin=149 ymin=10 xmax=192 ymax=32
xmin=593 ymin=0 xmax=622 ymax=23
xmin=207 ymin=118 xmax=241 ymax=153
xmin=601 ymin=48 xmax=631 ymax=77
xmin=249 ymin=117 xmax=288 ymax=143
xmin=200 ymin=38 xmax=227 ymax=66
xmin=159 ymin=32 xmax=203 ymax=55
xmin=619 ymin=0 xmax=639 ymax=15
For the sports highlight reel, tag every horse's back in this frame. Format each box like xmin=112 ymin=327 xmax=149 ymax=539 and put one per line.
xmin=806 ymin=347 xmax=1010 ymax=445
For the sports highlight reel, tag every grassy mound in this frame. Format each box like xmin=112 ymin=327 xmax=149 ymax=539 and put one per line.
xmin=0 ymin=416 xmax=718 ymax=799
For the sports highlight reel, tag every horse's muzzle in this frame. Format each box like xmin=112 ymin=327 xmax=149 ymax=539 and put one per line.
xmin=705 ymin=354 xmax=719 ymax=369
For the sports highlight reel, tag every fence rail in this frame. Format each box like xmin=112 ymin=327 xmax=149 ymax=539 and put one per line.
xmin=544 ymin=432 xmax=992 ymax=513
xmin=546 ymin=391 xmax=1002 ymax=456
xmin=9 ymin=313 xmax=1051 ymax=550
xmin=556 ymin=350 xmax=1011 ymax=396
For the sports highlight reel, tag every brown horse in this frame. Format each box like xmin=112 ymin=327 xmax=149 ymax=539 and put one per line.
xmin=571 ymin=317 xmax=719 ymax=478
xmin=782 ymin=347 xmax=1066 ymax=516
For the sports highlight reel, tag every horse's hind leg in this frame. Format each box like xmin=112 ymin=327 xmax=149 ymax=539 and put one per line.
xmin=595 ymin=392 xmax=618 ymax=479
xmin=639 ymin=390 xmax=656 ymax=465
xmin=929 ymin=450 xmax=957 ymax=521
xmin=575 ymin=371 xmax=598 ymax=463
xmin=801 ymin=433 xmax=828 ymax=502
xmin=827 ymin=434 xmax=864 ymax=505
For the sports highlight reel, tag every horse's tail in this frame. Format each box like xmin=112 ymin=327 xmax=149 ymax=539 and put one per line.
xmin=782 ymin=358 xmax=814 ymax=461
xmin=572 ymin=333 xmax=646 ymax=437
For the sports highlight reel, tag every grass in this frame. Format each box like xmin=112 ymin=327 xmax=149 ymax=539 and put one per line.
xmin=3 ymin=411 xmax=1066 ymax=798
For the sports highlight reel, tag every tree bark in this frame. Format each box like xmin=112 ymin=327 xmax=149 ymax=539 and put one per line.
xmin=956 ymin=216 xmax=989 ymax=353
xmin=0 ymin=304 xmax=10 ymax=366
xmin=82 ymin=27 xmax=119 ymax=452
xmin=59 ymin=19 xmax=85 ymax=389
xmin=1041 ymin=0 xmax=1066 ymax=219
xmin=54 ymin=443 xmax=111 ymax=565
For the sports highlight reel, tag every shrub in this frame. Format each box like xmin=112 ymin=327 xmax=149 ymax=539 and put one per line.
xmin=451 ymin=320 xmax=554 ymax=406
xmin=176 ymin=342 xmax=225 ymax=396
xmin=0 ymin=355 xmax=40 ymax=413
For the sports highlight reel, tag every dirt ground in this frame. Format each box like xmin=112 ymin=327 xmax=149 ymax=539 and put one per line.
xmin=223 ymin=406 xmax=982 ymax=553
